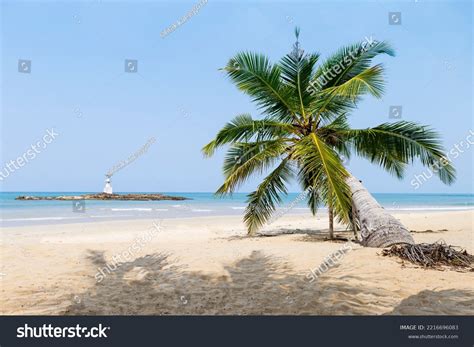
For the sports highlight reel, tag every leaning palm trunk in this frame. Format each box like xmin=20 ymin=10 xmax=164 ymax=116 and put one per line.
xmin=346 ymin=174 xmax=415 ymax=248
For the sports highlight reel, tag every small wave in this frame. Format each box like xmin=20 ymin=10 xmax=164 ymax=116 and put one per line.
xmin=154 ymin=208 xmax=169 ymax=211
xmin=191 ymin=209 xmax=212 ymax=212
xmin=110 ymin=208 xmax=153 ymax=212
xmin=90 ymin=214 xmax=134 ymax=218
xmin=387 ymin=206 xmax=474 ymax=211
xmin=230 ymin=206 xmax=245 ymax=210
xmin=0 ymin=216 xmax=78 ymax=222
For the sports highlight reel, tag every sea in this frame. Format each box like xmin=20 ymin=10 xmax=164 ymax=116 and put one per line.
xmin=0 ymin=192 xmax=473 ymax=227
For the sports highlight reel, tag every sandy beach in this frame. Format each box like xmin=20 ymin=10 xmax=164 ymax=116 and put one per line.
xmin=1 ymin=210 xmax=473 ymax=315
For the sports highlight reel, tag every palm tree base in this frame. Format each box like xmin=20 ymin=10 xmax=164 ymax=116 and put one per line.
xmin=347 ymin=173 xmax=415 ymax=248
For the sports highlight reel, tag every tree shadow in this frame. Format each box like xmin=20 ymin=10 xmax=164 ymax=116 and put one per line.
xmin=65 ymin=250 xmax=315 ymax=315
xmin=64 ymin=250 xmax=473 ymax=315
xmin=386 ymin=289 xmax=474 ymax=315
xmin=226 ymin=228 xmax=354 ymax=243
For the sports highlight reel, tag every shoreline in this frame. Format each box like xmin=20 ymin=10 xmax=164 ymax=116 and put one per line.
xmin=1 ymin=207 xmax=473 ymax=228
xmin=1 ymin=210 xmax=473 ymax=315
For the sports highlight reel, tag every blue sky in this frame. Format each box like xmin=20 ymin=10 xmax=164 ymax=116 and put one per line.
xmin=1 ymin=0 xmax=472 ymax=193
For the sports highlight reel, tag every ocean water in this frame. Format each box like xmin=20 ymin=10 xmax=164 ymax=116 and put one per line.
xmin=0 ymin=192 xmax=472 ymax=227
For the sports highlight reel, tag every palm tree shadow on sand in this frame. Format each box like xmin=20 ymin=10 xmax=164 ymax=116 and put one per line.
xmin=226 ymin=228 xmax=353 ymax=243
xmin=66 ymin=250 xmax=312 ymax=315
xmin=64 ymin=250 xmax=474 ymax=315
xmin=387 ymin=289 xmax=474 ymax=315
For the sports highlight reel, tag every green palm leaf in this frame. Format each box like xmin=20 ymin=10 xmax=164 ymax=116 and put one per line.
xmin=312 ymin=65 xmax=386 ymax=125
xmin=279 ymin=52 xmax=320 ymax=120
xmin=319 ymin=64 xmax=386 ymax=101
xmin=298 ymin=175 xmax=322 ymax=215
xmin=202 ymin=114 xmax=295 ymax=157
xmin=294 ymin=133 xmax=352 ymax=223
xmin=309 ymin=40 xmax=394 ymax=123
xmin=223 ymin=52 xmax=298 ymax=123
xmin=342 ymin=121 xmax=456 ymax=184
xmin=318 ymin=113 xmax=352 ymax=159
xmin=313 ymin=40 xmax=394 ymax=89
xmin=216 ymin=139 xmax=289 ymax=195
xmin=244 ymin=158 xmax=293 ymax=235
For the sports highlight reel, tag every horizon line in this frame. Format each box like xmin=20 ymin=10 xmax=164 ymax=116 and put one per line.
xmin=1 ymin=191 xmax=473 ymax=195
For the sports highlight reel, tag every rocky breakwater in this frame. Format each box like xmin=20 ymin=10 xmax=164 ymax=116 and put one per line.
xmin=16 ymin=193 xmax=189 ymax=201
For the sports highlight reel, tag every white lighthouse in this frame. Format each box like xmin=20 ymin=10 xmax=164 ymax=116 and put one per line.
xmin=103 ymin=176 xmax=113 ymax=194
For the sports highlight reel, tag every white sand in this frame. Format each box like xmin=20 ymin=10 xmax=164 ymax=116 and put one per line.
xmin=1 ymin=211 xmax=473 ymax=315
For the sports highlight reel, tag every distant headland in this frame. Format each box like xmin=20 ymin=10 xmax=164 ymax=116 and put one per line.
xmin=16 ymin=193 xmax=189 ymax=201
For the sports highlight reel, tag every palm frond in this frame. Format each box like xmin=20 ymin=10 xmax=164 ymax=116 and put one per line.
xmin=308 ymin=95 xmax=357 ymax=123
xmin=216 ymin=139 xmax=289 ymax=195
xmin=294 ymin=133 xmax=352 ymax=223
xmin=313 ymin=40 xmax=394 ymax=90
xmin=244 ymin=158 xmax=293 ymax=234
xmin=342 ymin=121 xmax=456 ymax=184
xmin=202 ymin=114 xmax=295 ymax=157
xmin=298 ymin=175 xmax=322 ymax=216
xmin=319 ymin=64 xmax=386 ymax=101
xmin=223 ymin=52 xmax=298 ymax=123
xmin=308 ymin=40 xmax=394 ymax=123
xmin=279 ymin=53 xmax=320 ymax=120
xmin=318 ymin=113 xmax=352 ymax=158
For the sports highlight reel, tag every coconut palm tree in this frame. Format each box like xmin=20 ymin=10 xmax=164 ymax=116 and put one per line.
xmin=203 ymin=29 xmax=456 ymax=247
